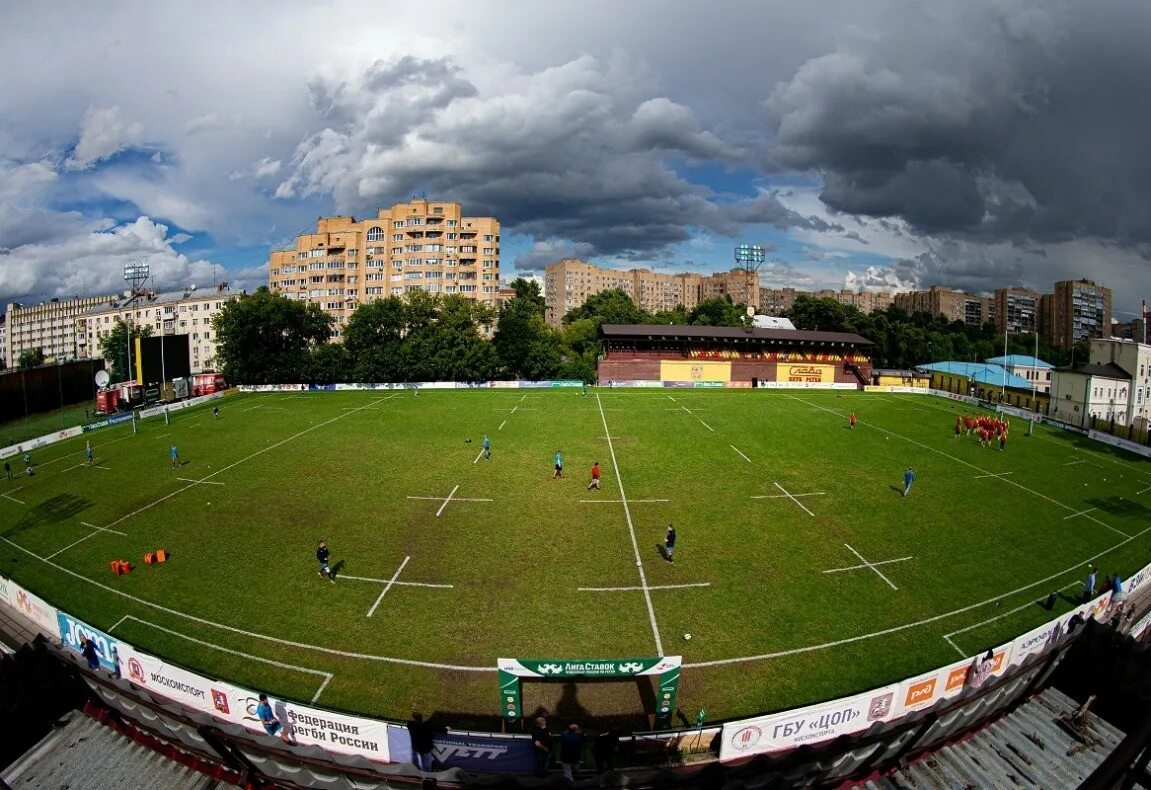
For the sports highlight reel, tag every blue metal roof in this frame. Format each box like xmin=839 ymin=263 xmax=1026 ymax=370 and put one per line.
xmin=986 ymin=354 xmax=1054 ymax=369
xmin=919 ymin=361 xmax=1034 ymax=390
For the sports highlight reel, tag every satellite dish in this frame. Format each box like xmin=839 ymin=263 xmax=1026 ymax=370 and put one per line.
xmin=95 ymin=370 xmax=110 ymax=388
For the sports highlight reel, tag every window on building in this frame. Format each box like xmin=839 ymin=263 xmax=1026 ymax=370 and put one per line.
xmin=447 ymin=220 xmax=458 ymax=227
xmin=366 ymin=226 xmax=384 ymax=241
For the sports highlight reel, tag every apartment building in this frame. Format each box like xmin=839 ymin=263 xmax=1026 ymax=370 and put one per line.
xmin=5 ymin=294 xmax=118 ymax=368
xmin=757 ymin=287 xmax=893 ymax=317
xmin=894 ymin=286 xmax=993 ymax=327
xmin=1047 ymin=279 xmax=1112 ymax=349
xmin=994 ymin=288 xmax=1043 ymax=335
xmin=76 ymin=285 xmax=239 ymax=375
xmin=1050 ymin=338 xmax=1150 ymax=429
xmin=0 ymin=315 xmax=6 ymax=369
xmin=543 ymin=260 xmax=758 ymax=326
xmin=268 ymin=199 xmax=500 ymax=335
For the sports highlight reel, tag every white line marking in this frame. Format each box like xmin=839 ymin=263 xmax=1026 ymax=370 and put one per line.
xmin=340 ymin=574 xmax=454 ymax=589
xmin=473 ymin=448 xmax=485 ymax=464
xmin=498 ymin=420 xmax=507 ymax=430
xmin=239 ymin=405 xmax=263 ymax=412
xmin=823 ymin=556 xmax=913 ymax=574
xmin=843 ymin=544 xmax=898 ymax=590
xmin=1 ymin=492 xmax=26 ymax=504
xmin=1063 ymin=507 xmax=1098 ymax=520
xmin=407 ymin=496 xmax=492 ymax=503
xmin=155 ymin=433 xmax=171 ymax=440
xmin=109 ymin=615 xmax=130 ymax=633
xmin=102 ymin=396 xmax=390 ymax=530
xmin=942 ymin=583 xmax=1081 ymax=656
xmin=683 ymin=520 xmax=1151 ymax=669
xmin=699 ymin=420 xmax=714 ymax=432
xmin=730 ymin=446 xmax=751 ymax=463
xmin=597 ymin=392 xmax=663 ymax=655
xmin=974 ymin=471 xmax=1013 ymax=479
xmin=1065 ymin=460 xmax=1086 ymax=466
xmin=1136 ymin=485 xmax=1151 ymax=495
xmin=81 ymin=521 xmax=127 ymax=537
xmin=0 ymin=535 xmax=494 ymax=672
xmin=771 ymin=482 xmax=815 ymax=517
xmin=435 ymin=485 xmax=459 ymax=517
xmin=579 ymin=498 xmax=669 ymax=503
xmin=61 ymin=464 xmax=84 ymax=473
xmin=46 ymin=529 xmax=106 ymax=560
xmin=578 ymin=582 xmax=712 ymax=592
xmin=367 ymin=556 xmax=411 ymax=618
xmin=787 ymin=395 xmax=1131 ymax=539
xmin=177 ymin=477 xmax=225 ymax=486
xmin=121 ymin=615 xmax=334 ymax=702
xmin=750 ymin=492 xmax=826 ymax=500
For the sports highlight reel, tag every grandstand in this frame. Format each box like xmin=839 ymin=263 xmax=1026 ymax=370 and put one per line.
xmin=597 ymin=324 xmax=874 ymax=386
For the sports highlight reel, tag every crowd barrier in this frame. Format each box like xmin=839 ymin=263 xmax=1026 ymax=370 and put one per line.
xmin=137 ymin=392 xmax=224 ymax=420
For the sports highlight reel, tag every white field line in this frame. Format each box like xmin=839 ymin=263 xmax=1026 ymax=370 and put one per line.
xmin=61 ymin=463 xmax=84 ymax=473
xmin=973 ymin=472 xmax=1013 ymax=479
xmin=239 ymin=404 xmax=263 ymax=412
xmin=367 ymin=556 xmax=411 ymax=618
xmin=788 ymin=395 xmax=1131 ymax=539
xmin=45 ymin=528 xmax=106 ymax=560
xmin=751 ymin=492 xmax=826 ymax=500
xmin=578 ymin=582 xmax=711 ymax=592
xmin=1 ymin=492 xmax=26 ymax=505
xmin=118 ymin=615 xmax=334 ymax=703
xmin=596 ymin=392 xmax=663 ymax=655
xmin=498 ymin=420 xmax=507 ymax=431
xmin=679 ymin=405 xmax=714 ymax=432
xmin=0 ymin=535 xmax=494 ymax=671
xmin=1063 ymin=507 xmax=1098 ymax=520
xmin=772 ymin=482 xmax=815 ymax=517
xmin=1064 ymin=460 xmax=1086 ymax=466
xmin=942 ymin=582 xmax=1081 ymax=657
xmin=102 ymin=396 xmax=389 ymax=531
xmin=730 ymin=446 xmax=751 ymax=463
xmin=686 ymin=520 xmax=1151 ymax=670
xmin=407 ymin=496 xmax=491 ymax=503
xmin=93 ymin=465 xmax=110 ymax=470
xmin=80 ymin=521 xmax=127 ymax=537
xmin=154 ymin=433 xmax=171 ymax=440
xmin=33 ymin=429 xmax=137 ymax=469
xmin=1139 ymin=485 xmax=1151 ymax=495
xmin=341 ymin=574 xmax=453 ymax=589
xmin=579 ymin=498 xmax=668 ymax=503
xmin=473 ymin=448 xmax=486 ymax=464
xmin=177 ymin=477 xmax=225 ymax=486
xmin=844 ymin=543 xmax=898 ymax=591
xmin=435 ymin=485 xmax=459 ymax=517
xmin=824 ymin=556 xmax=913 ymax=574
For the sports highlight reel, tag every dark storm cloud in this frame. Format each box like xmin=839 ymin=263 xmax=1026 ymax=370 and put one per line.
xmin=766 ymin=0 xmax=1151 ymax=247
xmin=278 ymin=54 xmax=822 ymax=263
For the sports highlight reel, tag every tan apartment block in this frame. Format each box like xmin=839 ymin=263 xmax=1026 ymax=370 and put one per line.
xmin=5 ymin=295 xmax=118 ymax=367
xmin=268 ymin=199 xmax=500 ymax=337
xmin=758 ymin=287 xmax=891 ymax=316
xmin=994 ymin=287 xmax=1044 ymax=335
xmin=894 ymin=286 xmax=992 ymax=327
xmin=1049 ymin=279 xmax=1112 ymax=348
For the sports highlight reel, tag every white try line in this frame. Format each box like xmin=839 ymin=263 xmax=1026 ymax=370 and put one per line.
xmin=787 ymin=395 xmax=1131 ymax=540
xmin=114 ymin=614 xmax=334 ymax=703
xmin=101 ymin=396 xmax=391 ymax=531
xmin=0 ymin=535 xmax=495 ymax=672
xmin=579 ymin=498 xmax=669 ymax=504
xmin=843 ymin=543 xmax=899 ymax=591
xmin=472 ymin=446 xmax=488 ymax=463
xmin=597 ymin=392 xmax=663 ymax=655
xmin=974 ymin=471 xmax=1014 ymax=479
xmin=177 ymin=477 xmax=225 ymax=486
xmin=824 ymin=555 xmax=913 ymax=575
xmin=341 ymin=574 xmax=454 ymax=589
xmin=942 ymin=582 xmax=1081 ymax=657
xmin=367 ymin=556 xmax=411 ymax=618
xmin=1063 ymin=507 xmax=1098 ymax=521
xmin=767 ymin=482 xmax=817 ymax=516
xmin=730 ymin=446 xmax=751 ymax=463
xmin=578 ymin=582 xmax=711 ymax=592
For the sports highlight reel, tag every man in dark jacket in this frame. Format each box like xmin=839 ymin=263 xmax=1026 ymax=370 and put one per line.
xmin=408 ymin=712 xmax=448 ymax=772
xmin=531 ymin=716 xmax=553 ymax=776
xmin=560 ymin=723 xmax=585 ymax=780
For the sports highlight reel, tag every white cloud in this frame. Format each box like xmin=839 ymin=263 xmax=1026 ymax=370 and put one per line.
xmin=64 ymin=106 xmax=144 ymax=171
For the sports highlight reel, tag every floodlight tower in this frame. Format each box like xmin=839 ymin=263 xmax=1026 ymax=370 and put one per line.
xmin=734 ymin=244 xmax=766 ymax=275
xmin=123 ymin=262 xmax=149 ymax=385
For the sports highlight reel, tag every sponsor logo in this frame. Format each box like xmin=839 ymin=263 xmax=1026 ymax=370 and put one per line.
xmin=128 ymin=657 xmax=146 ymax=684
xmin=945 ymin=666 xmax=969 ymax=692
xmin=15 ymin=589 xmax=35 ymax=617
xmin=434 ymin=744 xmax=509 ymax=761
xmin=538 ymin=663 xmax=564 ymax=675
xmin=905 ymin=678 xmax=937 ymax=706
xmin=730 ymin=725 xmax=762 ymax=751
xmin=868 ymin=692 xmax=894 ymax=721
xmin=691 ymin=365 xmax=702 ymax=379
xmin=212 ymin=689 xmax=230 ymax=715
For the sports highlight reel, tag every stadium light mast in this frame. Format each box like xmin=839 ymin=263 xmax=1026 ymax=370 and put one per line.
xmin=123 ymin=262 xmax=149 ymax=387
xmin=734 ymin=244 xmax=765 ymax=274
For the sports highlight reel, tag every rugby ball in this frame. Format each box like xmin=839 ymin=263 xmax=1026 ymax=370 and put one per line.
xmin=684 ymin=634 xmax=692 ymax=641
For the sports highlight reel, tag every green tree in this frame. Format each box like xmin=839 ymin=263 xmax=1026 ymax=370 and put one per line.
xmin=97 ymin=320 xmax=152 ymax=382
xmin=16 ymin=348 xmax=46 ymax=369
xmin=651 ymin=305 xmax=689 ymax=325
xmin=689 ymin=296 xmax=749 ymax=327
xmin=212 ymin=287 xmax=334 ymax=384
xmin=495 ymin=279 xmax=561 ymax=379
xmin=305 ymin=343 xmax=352 ymax=384
xmin=563 ymin=289 xmax=650 ymax=327
xmin=509 ymin=277 xmax=546 ymax=314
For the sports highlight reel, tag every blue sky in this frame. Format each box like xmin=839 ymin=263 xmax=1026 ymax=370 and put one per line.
xmin=2 ymin=1 xmax=1149 ymax=315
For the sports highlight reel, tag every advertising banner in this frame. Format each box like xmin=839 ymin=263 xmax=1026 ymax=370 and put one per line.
xmin=138 ymin=392 xmax=222 ymax=419
xmin=386 ymin=727 xmax=535 ymax=773
xmin=757 ymin=381 xmax=855 ymax=390
xmin=119 ymin=643 xmax=245 ymax=720
xmin=81 ymin=413 xmax=134 ymax=432
xmin=1125 ymin=560 xmax=1151 ymax=597
xmin=5 ymin=581 xmax=59 ymax=634
xmin=1007 ymin=594 xmax=1109 ymax=667
xmin=895 ymin=645 xmax=1009 ymax=717
xmin=997 ymin=404 xmax=1043 ymax=423
xmin=58 ymin=612 xmax=121 ymax=673
xmin=781 ymin=363 xmax=834 ymax=384
xmin=272 ymin=699 xmax=391 ymax=761
xmin=0 ymin=426 xmax=85 ymax=460
xmin=1087 ymin=431 xmax=1151 ymax=458
xmin=928 ymin=389 xmax=981 ymax=407
xmin=236 ymin=384 xmax=306 ymax=392
xmin=864 ymin=386 xmax=924 ymax=394
xmin=660 ymin=361 xmax=732 ymax=383
xmin=489 ymin=380 xmax=519 ymax=389
xmin=720 ymin=683 xmax=900 ymax=761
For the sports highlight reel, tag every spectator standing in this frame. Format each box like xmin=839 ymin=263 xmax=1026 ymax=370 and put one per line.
xmin=531 ymin=716 xmax=553 ymax=776
xmin=256 ymin=693 xmax=291 ymax=742
xmin=407 ymin=712 xmax=448 ymax=773
xmin=560 ymin=723 xmax=585 ymax=780
xmin=1083 ymin=567 xmax=1097 ymax=602
xmin=593 ymin=728 xmax=620 ymax=775
xmin=79 ymin=637 xmax=102 ymax=670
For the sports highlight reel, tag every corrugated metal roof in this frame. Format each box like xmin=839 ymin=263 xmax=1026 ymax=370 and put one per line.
xmin=986 ymin=354 xmax=1055 ymax=369
xmin=1053 ymin=362 xmax=1132 ymax=380
xmin=919 ymin=361 xmax=1034 ymax=390
xmin=859 ymin=687 xmax=1125 ymax=789
xmin=2 ymin=711 xmax=233 ymax=789
xmin=79 ymin=287 xmax=241 ymax=317
xmin=600 ymin=323 xmax=873 ymax=345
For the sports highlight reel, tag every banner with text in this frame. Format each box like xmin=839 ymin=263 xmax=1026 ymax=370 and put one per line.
xmin=386 ymin=726 xmax=534 ymax=773
xmin=58 ymin=612 xmax=121 ymax=673
xmin=1087 ymin=430 xmax=1151 ymax=458
xmin=0 ymin=426 xmax=85 ymax=460
xmin=780 ymin=363 xmax=834 ymax=384
xmin=118 ymin=642 xmax=246 ymax=721
xmin=721 ymin=682 xmax=901 ymax=760
xmin=272 ymin=699 xmax=391 ymax=761
xmin=138 ymin=392 xmax=222 ymax=419
xmin=3 ymin=580 xmax=59 ymax=633
xmin=660 ymin=361 xmax=732 ymax=383
xmin=895 ymin=645 xmax=1010 ymax=717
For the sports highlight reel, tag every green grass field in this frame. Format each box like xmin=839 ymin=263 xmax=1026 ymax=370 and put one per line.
xmin=2 ymin=388 xmax=1149 ymax=730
